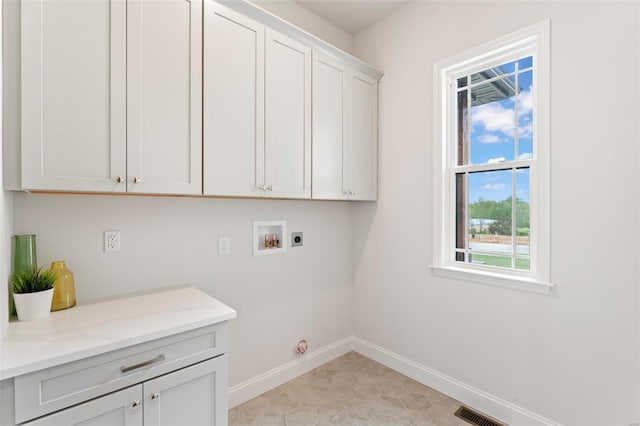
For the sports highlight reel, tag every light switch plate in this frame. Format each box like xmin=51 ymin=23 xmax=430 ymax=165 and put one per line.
xmin=219 ymin=237 xmax=231 ymax=256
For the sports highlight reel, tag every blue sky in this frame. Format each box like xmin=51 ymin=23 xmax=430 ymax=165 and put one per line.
xmin=466 ymin=57 xmax=533 ymax=204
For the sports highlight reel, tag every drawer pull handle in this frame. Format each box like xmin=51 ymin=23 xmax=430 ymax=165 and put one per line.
xmin=120 ymin=354 xmax=165 ymax=373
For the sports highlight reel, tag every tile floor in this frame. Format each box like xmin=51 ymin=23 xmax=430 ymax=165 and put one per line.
xmin=229 ymin=351 xmax=471 ymax=426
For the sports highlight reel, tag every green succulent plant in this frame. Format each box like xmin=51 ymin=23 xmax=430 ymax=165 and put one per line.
xmin=11 ymin=267 xmax=57 ymax=294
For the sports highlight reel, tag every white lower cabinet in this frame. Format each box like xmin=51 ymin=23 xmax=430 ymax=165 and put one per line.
xmin=14 ymin=323 xmax=229 ymax=426
xmin=22 ymin=356 xmax=227 ymax=426
xmin=143 ymin=356 xmax=228 ymax=426
xmin=22 ymin=386 xmax=143 ymax=426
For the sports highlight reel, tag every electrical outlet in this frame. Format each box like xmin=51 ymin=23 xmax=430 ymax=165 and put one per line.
xmin=218 ymin=237 xmax=231 ymax=256
xmin=104 ymin=231 xmax=120 ymax=253
xmin=291 ymin=232 xmax=303 ymax=247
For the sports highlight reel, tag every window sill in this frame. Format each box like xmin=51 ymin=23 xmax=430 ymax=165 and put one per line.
xmin=429 ymin=265 xmax=554 ymax=295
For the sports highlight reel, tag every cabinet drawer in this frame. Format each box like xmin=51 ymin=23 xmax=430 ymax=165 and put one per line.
xmin=15 ymin=323 xmax=227 ymax=424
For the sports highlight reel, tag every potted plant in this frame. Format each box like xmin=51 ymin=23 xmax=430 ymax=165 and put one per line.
xmin=11 ymin=267 xmax=57 ymax=321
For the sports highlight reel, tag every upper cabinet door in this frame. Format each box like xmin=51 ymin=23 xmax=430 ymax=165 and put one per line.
xmin=21 ymin=0 xmax=127 ymax=192
xmin=346 ymin=71 xmax=378 ymax=201
xmin=203 ymin=2 xmax=265 ymax=197
xmin=264 ymin=29 xmax=311 ymax=199
xmin=126 ymin=0 xmax=203 ymax=195
xmin=311 ymin=52 xmax=348 ymax=200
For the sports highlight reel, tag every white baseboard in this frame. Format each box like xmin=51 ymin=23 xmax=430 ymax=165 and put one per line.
xmin=228 ymin=336 xmax=354 ymax=408
xmin=351 ymin=336 xmax=563 ymax=426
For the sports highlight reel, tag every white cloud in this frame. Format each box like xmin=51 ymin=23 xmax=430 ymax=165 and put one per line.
xmin=487 ymin=157 xmax=506 ymax=164
xmin=479 ymin=134 xmax=501 ymax=144
xmin=518 ymin=122 xmax=533 ymax=138
xmin=518 ymin=152 xmax=533 ymax=160
xmin=483 ymin=183 xmax=506 ymax=190
xmin=471 ymin=87 xmax=533 ymax=138
xmin=518 ymin=87 xmax=533 ymax=114
xmin=472 ymin=103 xmax=515 ymax=134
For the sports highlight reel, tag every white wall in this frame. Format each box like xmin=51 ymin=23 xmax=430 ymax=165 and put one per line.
xmin=352 ymin=2 xmax=639 ymax=425
xmin=12 ymin=194 xmax=353 ymax=386
xmin=250 ymin=0 xmax=353 ymax=53
xmin=0 ymin=0 xmax=13 ymax=340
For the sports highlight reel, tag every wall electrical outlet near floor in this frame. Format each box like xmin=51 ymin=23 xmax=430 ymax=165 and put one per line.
xmin=104 ymin=230 xmax=120 ymax=253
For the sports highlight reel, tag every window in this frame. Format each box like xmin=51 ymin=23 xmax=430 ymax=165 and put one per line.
xmin=432 ymin=21 xmax=552 ymax=294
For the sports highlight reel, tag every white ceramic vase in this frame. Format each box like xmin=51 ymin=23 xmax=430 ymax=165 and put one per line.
xmin=13 ymin=288 xmax=54 ymax=321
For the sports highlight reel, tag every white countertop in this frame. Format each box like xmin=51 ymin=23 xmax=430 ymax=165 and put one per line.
xmin=0 ymin=286 xmax=236 ymax=380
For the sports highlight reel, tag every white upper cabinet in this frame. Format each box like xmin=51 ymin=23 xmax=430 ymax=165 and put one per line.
xmin=127 ymin=0 xmax=203 ymax=195
xmin=13 ymin=0 xmax=379 ymax=200
xmin=346 ymin=71 xmax=378 ymax=201
xmin=312 ymin=52 xmax=378 ymax=201
xmin=204 ymin=3 xmax=311 ymax=199
xmin=21 ymin=0 xmax=127 ymax=192
xmin=311 ymin=53 xmax=348 ymax=200
xmin=203 ymin=2 xmax=264 ymax=197
xmin=19 ymin=0 xmax=201 ymax=195
xmin=264 ymin=29 xmax=312 ymax=199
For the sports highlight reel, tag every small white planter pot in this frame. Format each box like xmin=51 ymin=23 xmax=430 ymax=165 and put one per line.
xmin=13 ymin=288 xmax=54 ymax=321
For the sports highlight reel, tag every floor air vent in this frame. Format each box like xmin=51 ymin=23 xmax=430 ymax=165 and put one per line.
xmin=454 ymin=406 xmax=506 ymax=426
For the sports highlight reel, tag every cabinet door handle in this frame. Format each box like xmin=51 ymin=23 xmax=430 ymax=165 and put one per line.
xmin=265 ymin=185 xmax=273 ymax=191
xmin=115 ymin=176 xmax=124 ymax=183
xmin=120 ymin=354 xmax=165 ymax=373
xmin=256 ymin=184 xmax=265 ymax=190
xmin=131 ymin=400 xmax=141 ymax=409
xmin=132 ymin=177 xmax=141 ymax=184
xmin=150 ymin=392 xmax=159 ymax=400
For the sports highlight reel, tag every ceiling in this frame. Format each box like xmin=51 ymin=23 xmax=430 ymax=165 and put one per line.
xmin=295 ymin=0 xmax=408 ymax=35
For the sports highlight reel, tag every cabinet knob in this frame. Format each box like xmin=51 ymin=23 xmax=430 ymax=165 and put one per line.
xmin=132 ymin=177 xmax=141 ymax=184
xmin=131 ymin=400 xmax=141 ymax=409
xmin=256 ymin=184 xmax=265 ymax=191
xmin=265 ymin=185 xmax=273 ymax=191
xmin=349 ymin=190 xmax=356 ymax=195
xmin=115 ymin=176 xmax=123 ymax=183
xmin=150 ymin=392 xmax=159 ymax=400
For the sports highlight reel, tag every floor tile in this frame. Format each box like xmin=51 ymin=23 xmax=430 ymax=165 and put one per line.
xmin=229 ymin=351 xmax=469 ymax=426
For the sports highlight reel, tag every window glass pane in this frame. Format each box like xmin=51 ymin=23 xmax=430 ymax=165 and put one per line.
xmin=470 ymin=78 xmax=516 ymax=164
xmin=455 ymin=173 xmax=466 ymax=251
xmin=516 ymin=168 xmax=530 ymax=270
xmin=457 ymin=91 xmax=468 ymax=165
xmin=457 ymin=76 xmax=468 ymax=88
xmin=471 ymin=60 xmax=516 ymax=84
xmin=517 ymin=70 xmax=533 ymax=160
xmin=469 ymin=253 xmax=513 ymax=268
xmin=468 ymin=170 xmax=513 ymax=265
xmin=517 ymin=56 xmax=533 ymax=70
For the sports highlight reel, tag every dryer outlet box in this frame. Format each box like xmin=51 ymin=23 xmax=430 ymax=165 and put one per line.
xmin=291 ymin=232 xmax=303 ymax=247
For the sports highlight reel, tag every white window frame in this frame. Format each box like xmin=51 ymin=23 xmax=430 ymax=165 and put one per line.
xmin=431 ymin=20 xmax=553 ymax=294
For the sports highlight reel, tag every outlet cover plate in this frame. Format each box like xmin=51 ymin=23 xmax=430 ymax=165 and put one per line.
xmin=104 ymin=230 xmax=120 ymax=253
